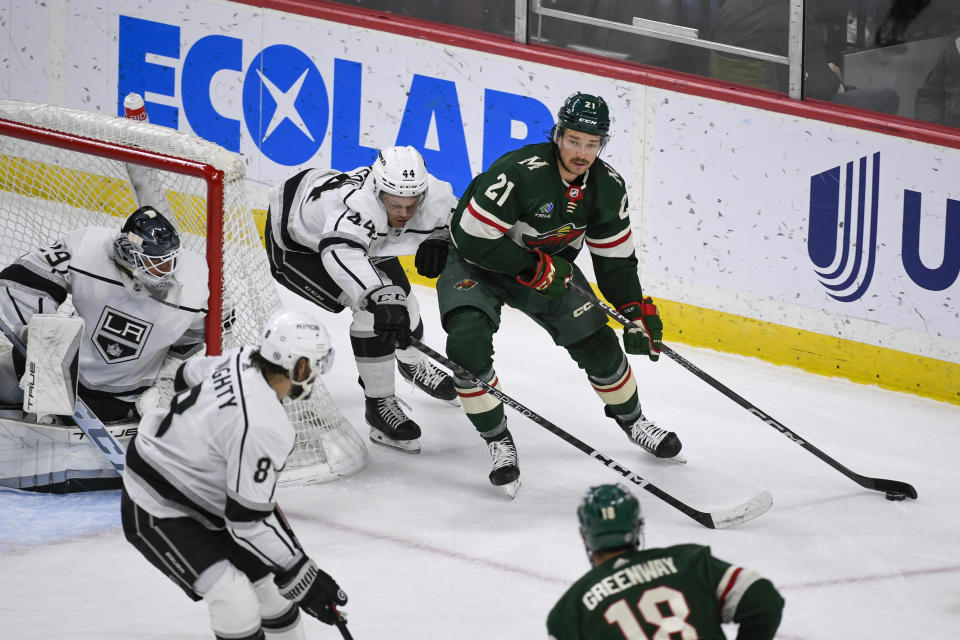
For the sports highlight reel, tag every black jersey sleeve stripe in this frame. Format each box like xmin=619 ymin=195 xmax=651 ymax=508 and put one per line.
xmin=126 ymin=438 xmax=225 ymax=528
xmin=234 ymin=349 xmax=250 ymax=492
xmin=0 ymin=263 xmax=69 ymax=304
xmin=330 ymin=248 xmax=381 ymax=292
xmin=277 ymin=168 xmax=316 ymax=253
xmin=317 ymin=235 xmax=367 ymax=255
xmin=225 ymin=495 xmax=274 ymax=523
xmin=67 ymin=265 xmax=124 ymax=287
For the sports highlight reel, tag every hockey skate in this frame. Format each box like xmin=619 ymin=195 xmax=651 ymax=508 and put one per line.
xmin=626 ymin=417 xmax=685 ymax=463
xmin=485 ymin=431 xmax=520 ymax=499
xmin=398 ymin=360 xmax=459 ymax=406
xmin=608 ymin=407 xmax=685 ymax=462
xmin=366 ymin=395 xmax=421 ymax=454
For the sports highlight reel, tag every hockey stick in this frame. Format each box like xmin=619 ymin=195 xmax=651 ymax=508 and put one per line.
xmin=274 ymin=506 xmax=354 ymax=638
xmin=409 ymin=338 xmax=771 ymax=529
xmin=567 ymin=280 xmax=918 ymax=501
xmin=0 ymin=316 xmax=125 ymax=474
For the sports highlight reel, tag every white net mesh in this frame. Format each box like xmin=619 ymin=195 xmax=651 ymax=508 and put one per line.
xmin=0 ymin=99 xmax=367 ymax=484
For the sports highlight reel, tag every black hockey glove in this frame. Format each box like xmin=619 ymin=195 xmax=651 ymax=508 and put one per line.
xmin=414 ymin=237 xmax=449 ymax=278
xmin=365 ymin=284 xmax=412 ymax=349
xmin=275 ymin=556 xmax=348 ymax=625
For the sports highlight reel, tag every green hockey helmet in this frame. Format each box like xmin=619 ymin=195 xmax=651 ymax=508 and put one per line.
xmin=577 ymin=483 xmax=643 ymax=554
xmin=556 ymin=92 xmax=611 ymax=137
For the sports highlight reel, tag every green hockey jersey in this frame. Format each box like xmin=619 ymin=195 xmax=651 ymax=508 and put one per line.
xmin=450 ymin=142 xmax=644 ymax=307
xmin=546 ymin=544 xmax=784 ymax=640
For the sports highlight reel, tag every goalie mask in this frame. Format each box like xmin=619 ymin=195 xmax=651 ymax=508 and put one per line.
xmin=113 ymin=206 xmax=182 ymax=290
xmin=260 ymin=310 xmax=334 ymax=401
xmin=371 ymin=146 xmax=428 ymax=200
xmin=577 ymin=483 xmax=643 ymax=557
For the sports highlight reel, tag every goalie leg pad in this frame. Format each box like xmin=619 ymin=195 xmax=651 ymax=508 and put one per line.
xmin=21 ymin=314 xmax=82 ymax=417
xmin=201 ymin=562 xmax=263 ymax=640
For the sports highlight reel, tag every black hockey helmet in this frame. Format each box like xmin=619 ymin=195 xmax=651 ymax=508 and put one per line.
xmin=578 ymin=483 xmax=643 ymax=555
xmin=113 ymin=206 xmax=182 ymax=289
xmin=557 ymin=92 xmax=611 ymax=138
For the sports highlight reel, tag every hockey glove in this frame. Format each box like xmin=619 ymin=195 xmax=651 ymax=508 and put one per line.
xmin=619 ymin=297 xmax=662 ymax=362
xmin=516 ymin=250 xmax=572 ymax=300
xmin=275 ymin=556 xmax=348 ymax=625
xmin=365 ymin=284 xmax=412 ymax=349
xmin=414 ymin=237 xmax=449 ymax=279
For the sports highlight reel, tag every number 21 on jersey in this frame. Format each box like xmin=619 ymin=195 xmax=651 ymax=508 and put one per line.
xmin=484 ymin=173 xmax=515 ymax=207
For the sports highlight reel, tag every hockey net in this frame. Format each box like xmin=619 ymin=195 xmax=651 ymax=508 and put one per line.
xmin=0 ymin=99 xmax=367 ymax=484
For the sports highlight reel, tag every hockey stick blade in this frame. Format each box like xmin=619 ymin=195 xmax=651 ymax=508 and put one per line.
xmin=0 ymin=315 xmax=124 ymax=473
xmin=410 ymin=337 xmax=771 ymax=529
xmin=569 ymin=281 xmax=918 ymax=501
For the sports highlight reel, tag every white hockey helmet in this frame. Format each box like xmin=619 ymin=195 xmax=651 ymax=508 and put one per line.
xmin=112 ymin=206 xmax=182 ymax=289
xmin=260 ymin=310 xmax=334 ymax=401
xmin=371 ymin=145 xmax=428 ymax=199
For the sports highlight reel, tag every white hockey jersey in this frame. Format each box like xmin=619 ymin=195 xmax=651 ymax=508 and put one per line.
xmin=0 ymin=226 xmax=209 ymax=399
xmin=123 ymin=347 xmax=303 ymax=571
xmin=268 ymin=166 xmax=456 ymax=305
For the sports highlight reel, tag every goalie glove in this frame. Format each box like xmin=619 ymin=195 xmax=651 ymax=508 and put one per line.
xmin=275 ymin=556 xmax=348 ymax=626
xmin=619 ymin=297 xmax=662 ymax=362
xmin=516 ymin=250 xmax=572 ymax=300
xmin=134 ymin=354 xmax=187 ymax=416
xmin=364 ymin=284 xmax=412 ymax=349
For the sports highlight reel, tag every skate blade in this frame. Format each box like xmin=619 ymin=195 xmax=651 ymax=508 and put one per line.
xmin=665 ymin=452 xmax=687 ymax=464
xmin=369 ymin=431 xmax=421 ymax=454
xmin=442 ymin=396 xmax=461 ymax=407
xmin=500 ymin=479 xmax=521 ymax=499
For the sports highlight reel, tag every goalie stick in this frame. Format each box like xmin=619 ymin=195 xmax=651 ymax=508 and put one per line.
xmin=567 ymin=280 xmax=918 ymax=501
xmin=409 ymin=338 xmax=772 ymax=529
xmin=0 ymin=315 xmax=125 ymax=474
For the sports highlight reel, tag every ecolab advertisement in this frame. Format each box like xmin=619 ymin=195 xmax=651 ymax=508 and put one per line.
xmin=0 ymin=0 xmax=957 ymax=368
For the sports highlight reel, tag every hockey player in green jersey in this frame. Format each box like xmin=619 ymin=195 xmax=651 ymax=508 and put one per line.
xmin=437 ymin=92 xmax=682 ymax=497
xmin=547 ymin=484 xmax=784 ymax=640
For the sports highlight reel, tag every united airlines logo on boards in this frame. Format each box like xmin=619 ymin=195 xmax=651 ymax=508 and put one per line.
xmin=808 ymin=152 xmax=960 ymax=300
xmin=93 ymin=307 xmax=153 ymax=363
xmin=116 ymin=15 xmax=555 ymax=192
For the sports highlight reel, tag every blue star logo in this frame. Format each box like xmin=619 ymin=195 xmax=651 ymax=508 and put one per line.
xmin=242 ymin=44 xmax=328 ymax=166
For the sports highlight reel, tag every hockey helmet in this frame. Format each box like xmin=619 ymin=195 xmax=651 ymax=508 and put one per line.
xmin=260 ymin=310 xmax=334 ymax=401
xmin=371 ymin=146 xmax=428 ymax=199
xmin=556 ymin=92 xmax=611 ymax=139
xmin=577 ymin=483 xmax=643 ymax=554
xmin=112 ymin=206 xmax=182 ymax=289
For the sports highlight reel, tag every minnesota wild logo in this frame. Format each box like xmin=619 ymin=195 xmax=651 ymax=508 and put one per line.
xmin=524 ymin=223 xmax=585 ymax=251
xmin=454 ymin=279 xmax=478 ymax=290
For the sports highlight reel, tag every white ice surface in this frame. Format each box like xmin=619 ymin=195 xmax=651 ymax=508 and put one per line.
xmin=1 ymin=285 xmax=958 ymax=639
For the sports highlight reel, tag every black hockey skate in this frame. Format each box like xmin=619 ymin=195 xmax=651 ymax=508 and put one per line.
xmin=366 ymin=395 xmax=421 ymax=454
xmin=484 ymin=431 xmax=520 ymax=499
xmin=607 ymin=407 xmax=685 ymax=462
xmin=398 ymin=360 xmax=459 ymax=405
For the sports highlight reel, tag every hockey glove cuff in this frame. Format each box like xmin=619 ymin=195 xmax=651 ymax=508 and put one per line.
xmin=365 ymin=284 xmax=412 ymax=349
xmin=619 ymin=297 xmax=662 ymax=362
xmin=414 ymin=237 xmax=449 ymax=279
xmin=275 ymin=556 xmax=348 ymax=626
xmin=516 ymin=250 xmax=572 ymax=300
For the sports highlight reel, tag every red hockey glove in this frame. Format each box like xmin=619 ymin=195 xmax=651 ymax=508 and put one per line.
xmin=619 ymin=297 xmax=662 ymax=362
xmin=516 ymin=250 xmax=572 ymax=300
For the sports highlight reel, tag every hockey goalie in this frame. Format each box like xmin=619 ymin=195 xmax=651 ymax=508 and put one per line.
xmin=0 ymin=205 xmax=218 ymax=490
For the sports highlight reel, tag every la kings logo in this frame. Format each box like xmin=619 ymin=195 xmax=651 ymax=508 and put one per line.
xmin=93 ymin=306 xmax=153 ymax=363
